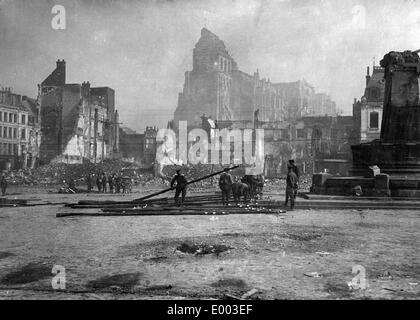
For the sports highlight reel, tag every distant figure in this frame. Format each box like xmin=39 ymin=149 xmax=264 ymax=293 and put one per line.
xmin=288 ymin=159 xmax=299 ymax=200
xmin=171 ymin=169 xmax=188 ymax=205
xmin=231 ymin=182 xmax=250 ymax=204
xmin=115 ymin=175 xmax=122 ymax=193
xmin=219 ymin=168 xmax=233 ymax=205
xmin=101 ymin=173 xmax=107 ymax=193
xmin=108 ymin=174 xmax=115 ymax=193
xmin=1 ymin=174 xmax=7 ymax=196
xmin=288 ymin=159 xmax=300 ymax=179
xmin=86 ymin=173 xmax=92 ymax=193
xmin=96 ymin=175 xmax=102 ymax=192
xmin=284 ymin=164 xmax=298 ymax=210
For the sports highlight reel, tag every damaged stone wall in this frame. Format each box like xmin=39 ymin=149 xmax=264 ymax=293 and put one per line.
xmin=38 ymin=60 xmax=119 ymax=165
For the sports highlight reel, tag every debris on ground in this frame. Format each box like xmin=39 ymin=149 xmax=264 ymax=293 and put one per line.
xmin=211 ymin=278 xmax=248 ymax=289
xmin=304 ymin=272 xmax=323 ymax=278
xmin=378 ymin=271 xmax=393 ymax=280
xmin=0 ymin=252 xmax=16 ymax=260
xmin=0 ymin=262 xmax=52 ymax=285
xmin=241 ymin=288 xmax=260 ymax=299
xmin=86 ymin=273 xmax=142 ymax=291
xmin=286 ymin=232 xmax=322 ymax=241
xmin=176 ymin=242 xmax=232 ymax=256
xmin=1 ymin=159 xmax=152 ymax=187
xmin=316 ymin=251 xmax=332 ymax=256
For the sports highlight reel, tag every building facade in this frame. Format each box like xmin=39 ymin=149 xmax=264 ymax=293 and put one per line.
xmin=38 ymin=60 xmax=120 ymax=164
xmin=119 ymin=126 xmax=157 ymax=167
xmin=0 ymin=88 xmax=41 ymax=170
xmin=353 ymin=65 xmax=385 ymax=143
xmin=174 ymin=28 xmax=337 ymax=129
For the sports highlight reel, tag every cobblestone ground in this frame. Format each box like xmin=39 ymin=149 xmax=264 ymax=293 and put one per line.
xmin=0 ymin=186 xmax=419 ymax=300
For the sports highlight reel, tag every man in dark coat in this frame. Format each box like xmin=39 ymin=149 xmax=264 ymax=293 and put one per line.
xmin=96 ymin=174 xmax=102 ymax=192
xmin=288 ymin=159 xmax=299 ymax=199
xmin=115 ymin=175 xmax=122 ymax=193
xmin=219 ymin=168 xmax=233 ymax=205
xmin=1 ymin=174 xmax=7 ymax=196
xmin=288 ymin=159 xmax=300 ymax=178
xmin=108 ymin=174 xmax=114 ymax=194
xmin=284 ymin=164 xmax=298 ymax=210
xmin=86 ymin=173 xmax=92 ymax=193
xmin=171 ymin=169 xmax=188 ymax=205
xmin=101 ymin=173 xmax=107 ymax=193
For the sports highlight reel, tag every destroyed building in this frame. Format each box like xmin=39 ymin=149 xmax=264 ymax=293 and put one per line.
xmin=171 ymin=28 xmax=350 ymax=176
xmin=119 ymin=126 xmax=157 ymax=167
xmin=174 ymin=28 xmax=337 ymax=129
xmin=353 ymin=65 xmax=385 ymax=143
xmin=38 ymin=60 xmax=120 ymax=165
xmin=0 ymin=88 xmax=41 ymax=170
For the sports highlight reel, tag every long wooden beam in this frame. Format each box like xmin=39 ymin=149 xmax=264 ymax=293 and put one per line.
xmin=132 ymin=165 xmax=239 ymax=203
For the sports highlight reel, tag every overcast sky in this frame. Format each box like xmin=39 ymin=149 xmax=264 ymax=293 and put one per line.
xmin=1 ymin=0 xmax=420 ymax=131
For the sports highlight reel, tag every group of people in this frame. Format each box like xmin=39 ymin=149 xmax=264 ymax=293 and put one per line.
xmin=169 ymin=159 xmax=299 ymax=210
xmin=218 ymin=159 xmax=299 ymax=210
xmin=86 ymin=172 xmax=131 ymax=194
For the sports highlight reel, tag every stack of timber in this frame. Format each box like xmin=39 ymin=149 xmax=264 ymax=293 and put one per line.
xmin=0 ymin=198 xmax=28 ymax=207
xmin=57 ymin=193 xmax=287 ymax=217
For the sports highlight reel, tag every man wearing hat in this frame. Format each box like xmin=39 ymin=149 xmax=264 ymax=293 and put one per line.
xmin=288 ymin=159 xmax=299 ymax=179
xmin=171 ymin=169 xmax=188 ymax=205
xmin=284 ymin=163 xmax=298 ymax=210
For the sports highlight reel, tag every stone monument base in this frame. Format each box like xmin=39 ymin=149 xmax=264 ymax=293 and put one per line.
xmin=349 ymin=140 xmax=420 ymax=177
xmin=310 ymin=142 xmax=420 ymax=197
xmin=311 ymin=173 xmax=420 ymax=197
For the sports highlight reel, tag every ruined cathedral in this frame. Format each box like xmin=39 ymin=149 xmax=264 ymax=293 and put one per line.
xmin=174 ymin=28 xmax=337 ymax=127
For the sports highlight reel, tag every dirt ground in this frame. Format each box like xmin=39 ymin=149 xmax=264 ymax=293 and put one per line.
xmin=0 ymin=185 xmax=419 ymax=300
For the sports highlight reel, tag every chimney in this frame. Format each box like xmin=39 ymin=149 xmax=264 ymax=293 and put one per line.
xmin=55 ymin=59 xmax=66 ymax=85
xmin=365 ymin=66 xmax=371 ymax=87
xmin=81 ymin=81 xmax=91 ymax=98
xmin=56 ymin=59 xmax=66 ymax=68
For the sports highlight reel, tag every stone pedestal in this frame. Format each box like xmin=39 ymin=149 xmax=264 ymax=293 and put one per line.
xmin=350 ymin=51 xmax=420 ymax=177
xmin=312 ymin=50 xmax=420 ymax=197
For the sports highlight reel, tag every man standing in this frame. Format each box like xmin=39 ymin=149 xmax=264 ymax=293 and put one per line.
xmin=284 ymin=164 xmax=298 ymax=210
xmin=96 ymin=174 xmax=102 ymax=192
xmin=219 ymin=168 xmax=233 ymax=205
xmin=108 ymin=174 xmax=115 ymax=194
xmin=86 ymin=173 xmax=92 ymax=193
xmin=171 ymin=169 xmax=188 ymax=206
xmin=115 ymin=174 xmax=122 ymax=193
xmin=288 ymin=159 xmax=299 ymax=179
xmin=1 ymin=174 xmax=7 ymax=196
xmin=288 ymin=159 xmax=299 ymax=200
xmin=101 ymin=173 xmax=107 ymax=193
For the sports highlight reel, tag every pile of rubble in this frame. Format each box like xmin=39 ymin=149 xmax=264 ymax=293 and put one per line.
xmin=263 ymin=174 xmax=312 ymax=192
xmin=3 ymin=160 xmax=148 ymax=186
